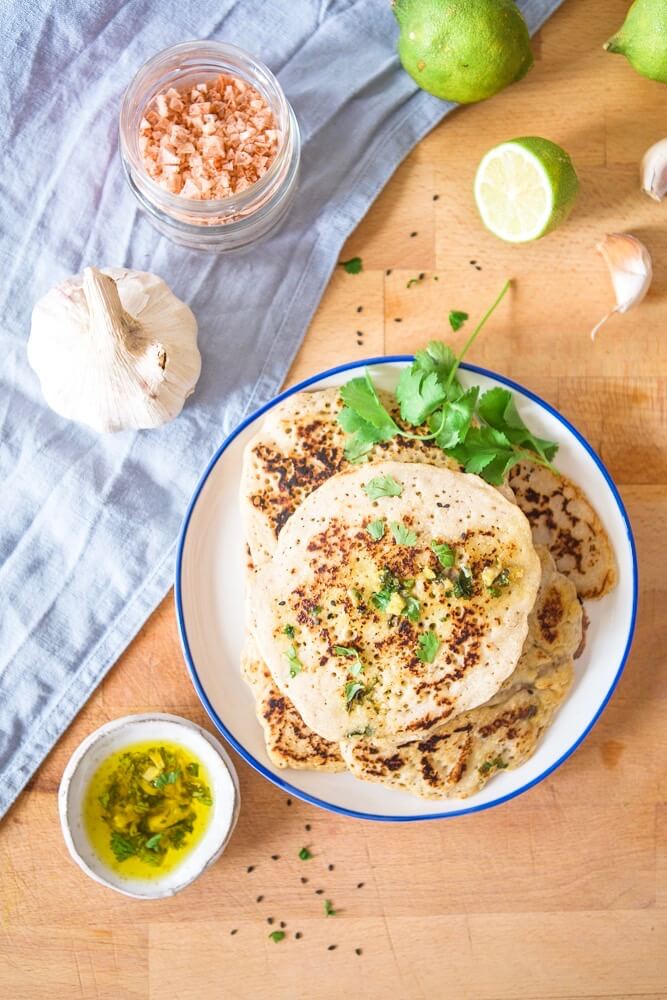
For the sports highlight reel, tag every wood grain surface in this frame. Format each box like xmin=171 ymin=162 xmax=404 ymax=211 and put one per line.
xmin=1 ymin=3 xmax=666 ymax=998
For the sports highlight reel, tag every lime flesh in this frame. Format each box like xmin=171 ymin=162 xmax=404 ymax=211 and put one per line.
xmin=394 ymin=0 xmax=533 ymax=104
xmin=474 ymin=137 xmax=580 ymax=243
xmin=604 ymin=0 xmax=667 ymax=84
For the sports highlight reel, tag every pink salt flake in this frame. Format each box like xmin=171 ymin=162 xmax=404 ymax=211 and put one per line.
xmin=139 ymin=72 xmax=281 ymax=199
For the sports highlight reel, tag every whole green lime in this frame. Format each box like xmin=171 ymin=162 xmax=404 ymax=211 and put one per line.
xmin=604 ymin=0 xmax=667 ymax=83
xmin=393 ymin=0 xmax=533 ymax=104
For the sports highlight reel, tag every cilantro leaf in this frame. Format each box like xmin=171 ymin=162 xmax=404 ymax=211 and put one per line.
xmin=299 ymin=847 xmax=312 ymax=860
xmin=110 ymin=832 xmax=136 ymax=861
xmin=145 ymin=833 xmax=163 ymax=850
xmin=452 ymin=569 xmax=474 ymax=598
xmin=396 ymin=366 xmax=449 ymax=425
xmin=416 ymin=630 xmax=440 ymax=663
xmin=285 ymin=644 xmax=302 ymax=678
xmin=431 ymin=540 xmax=455 ymax=568
xmin=334 ymin=646 xmax=363 ymax=675
xmin=340 ymin=373 xmax=398 ymax=435
xmin=283 ymin=624 xmax=296 ymax=639
xmin=487 ymin=567 xmax=510 ymax=597
xmin=186 ymin=762 xmax=199 ymax=777
xmin=390 ymin=521 xmax=417 ymax=546
xmin=449 ymin=426 xmax=535 ymax=485
xmin=449 ymin=310 xmax=469 ymax=332
xmin=429 ymin=386 xmax=479 ymax=450
xmin=478 ymin=388 xmax=558 ymax=464
xmin=337 ymin=406 xmax=386 ymax=462
xmin=339 ymin=256 xmax=362 ymax=274
xmin=269 ymin=931 xmax=286 ymax=942
xmin=324 ymin=899 xmax=336 ymax=916
xmin=366 ymin=519 xmax=386 ymax=541
xmin=364 ymin=474 xmax=402 ymax=499
xmin=479 ymin=756 xmax=508 ymax=775
xmin=401 ymin=592 xmax=421 ymax=622
xmin=345 ymin=681 xmax=368 ymax=709
xmin=153 ymin=769 xmax=180 ymax=790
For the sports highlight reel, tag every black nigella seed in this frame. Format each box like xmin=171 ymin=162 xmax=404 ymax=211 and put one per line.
xmin=247 ymin=865 xmax=255 ymax=873
xmin=433 ymin=194 xmax=439 ymax=201
xmin=394 ymin=318 xmax=402 ymax=323
xmin=328 ymin=864 xmax=334 ymax=872
xmin=386 ymin=268 xmax=392 ymax=276
xmin=315 ymin=889 xmax=324 ymax=895
xmin=355 ymin=947 xmax=363 ymax=956
xmin=256 ymin=895 xmax=264 ymax=903
xmin=267 ymin=917 xmax=274 ymax=925
xmin=301 ymin=877 xmax=308 ymax=884
xmin=280 ymin=921 xmax=286 ymax=929
xmin=470 ymin=259 xmax=477 ymax=264
xmin=418 ymin=272 xmax=425 ymax=280
xmin=328 ymin=944 xmax=337 ymax=951
xmin=271 ymin=855 xmax=279 ymax=861
xmin=286 ymin=798 xmax=292 ymax=806
xmin=278 ymin=600 xmax=286 ymax=606
xmin=295 ymin=932 xmax=303 ymax=940
xmin=305 ymin=824 xmax=311 ymax=832
xmin=410 ymin=231 xmax=417 ymax=237
xmin=475 ymin=265 xmax=482 ymax=271
xmin=357 ymin=305 xmax=363 ymax=313
xmin=357 ymin=882 xmax=364 ymax=889
xmin=231 ymin=929 xmax=238 ymax=936
xmin=356 ymin=330 xmax=364 ymax=337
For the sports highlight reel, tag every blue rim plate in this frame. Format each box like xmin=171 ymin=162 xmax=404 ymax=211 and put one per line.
xmin=175 ymin=358 xmax=638 ymax=822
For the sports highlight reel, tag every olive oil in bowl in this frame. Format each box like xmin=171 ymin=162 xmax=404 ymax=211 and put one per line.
xmin=84 ymin=740 xmax=213 ymax=880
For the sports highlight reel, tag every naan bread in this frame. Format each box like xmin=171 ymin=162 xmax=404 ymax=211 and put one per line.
xmin=339 ymin=547 xmax=581 ymax=798
xmin=508 ymin=462 xmax=617 ymax=599
xmin=241 ymin=387 xmax=461 ymax=568
xmin=251 ymin=461 xmax=541 ymax=742
xmin=241 ymin=636 xmax=345 ymax=772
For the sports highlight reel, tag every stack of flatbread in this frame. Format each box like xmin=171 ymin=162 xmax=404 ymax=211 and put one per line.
xmin=240 ymin=387 xmax=617 ymax=800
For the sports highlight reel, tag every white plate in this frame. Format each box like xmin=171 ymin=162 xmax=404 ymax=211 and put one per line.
xmin=175 ymin=358 xmax=637 ymax=821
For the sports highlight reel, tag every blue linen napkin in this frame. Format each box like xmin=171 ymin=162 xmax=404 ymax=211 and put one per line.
xmin=0 ymin=0 xmax=563 ymax=817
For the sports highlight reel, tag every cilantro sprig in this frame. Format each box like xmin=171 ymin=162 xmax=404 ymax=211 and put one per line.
xmin=337 ymin=281 xmax=559 ymax=485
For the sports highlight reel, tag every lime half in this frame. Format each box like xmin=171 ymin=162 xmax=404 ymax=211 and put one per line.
xmin=474 ymin=137 xmax=579 ymax=243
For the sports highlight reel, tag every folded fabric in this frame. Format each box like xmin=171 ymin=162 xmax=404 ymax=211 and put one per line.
xmin=0 ymin=0 xmax=563 ymax=817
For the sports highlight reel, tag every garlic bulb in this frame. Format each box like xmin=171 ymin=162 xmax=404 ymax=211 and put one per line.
xmin=591 ymin=234 xmax=652 ymax=341
xmin=640 ymin=138 xmax=667 ymax=201
xmin=28 ymin=267 xmax=201 ymax=432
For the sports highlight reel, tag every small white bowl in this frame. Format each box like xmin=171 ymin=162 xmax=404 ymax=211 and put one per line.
xmin=58 ymin=712 xmax=240 ymax=899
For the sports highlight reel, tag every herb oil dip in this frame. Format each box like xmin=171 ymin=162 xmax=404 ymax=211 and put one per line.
xmin=83 ymin=741 xmax=213 ymax=880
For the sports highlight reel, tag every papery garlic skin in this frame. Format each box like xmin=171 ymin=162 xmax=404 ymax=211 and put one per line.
xmin=28 ymin=267 xmax=201 ymax=432
xmin=592 ymin=234 xmax=652 ymax=341
xmin=641 ymin=138 xmax=667 ymax=202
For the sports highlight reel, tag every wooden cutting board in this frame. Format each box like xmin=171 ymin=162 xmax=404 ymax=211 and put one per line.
xmin=1 ymin=2 xmax=665 ymax=997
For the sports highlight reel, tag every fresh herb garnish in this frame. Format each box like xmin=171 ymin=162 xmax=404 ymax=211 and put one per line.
xmin=401 ymin=591 xmax=421 ymax=622
xmin=366 ymin=519 xmax=386 ymax=541
xmin=389 ymin=521 xmax=417 ymax=546
xmin=153 ymin=769 xmax=180 ymax=790
xmin=110 ymin=831 xmax=136 ymax=861
xmin=338 ymin=281 xmax=558 ymax=484
xmin=346 ymin=725 xmax=374 ymax=738
xmin=416 ymin=630 xmax=440 ymax=663
xmin=364 ymin=474 xmax=402 ymax=499
xmin=345 ymin=680 xmax=371 ymax=709
xmin=145 ymin=833 xmax=163 ymax=851
xmin=371 ymin=568 xmax=420 ymax=622
xmin=299 ymin=847 xmax=313 ymax=860
xmin=487 ymin=567 xmax=511 ymax=597
xmin=431 ymin=540 xmax=456 ymax=568
xmin=285 ymin=644 xmax=302 ymax=678
xmin=186 ymin=762 xmax=199 ymax=777
xmin=452 ymin=569 xmax=474 ymax=598
xmin=283 ymin=624 xmax=296 ymax=639
xmin=269 ymin=931 xmax=286 ymax=942
xmin=324 ymin=899 xmax=336 ymax=916
xmin=334 ymin=646 xmax=363 ymax=676
xmin=339 ymin=256 xmax=362 ymax=274
xmin=448 ymin=310 xmax=469 ymax=332
xmin=479 ymin=756 xmax=509 ymax=775
xmin=309 ymin=605 xmax=322 ymax=620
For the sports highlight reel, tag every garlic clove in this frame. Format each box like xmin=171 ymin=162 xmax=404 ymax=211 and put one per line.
xmin=640 ymin=138 xmax=667 ymax=202
xmin=591 ymin=233 xmax=652 ymax=341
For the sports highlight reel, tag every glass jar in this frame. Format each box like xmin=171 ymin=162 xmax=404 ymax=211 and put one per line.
xmin=119 ymin=41 xmax=300 ymax=252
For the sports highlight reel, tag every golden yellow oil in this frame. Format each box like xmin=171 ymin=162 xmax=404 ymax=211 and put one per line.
xmin=83 ymin=739 xmax=213 ymax=880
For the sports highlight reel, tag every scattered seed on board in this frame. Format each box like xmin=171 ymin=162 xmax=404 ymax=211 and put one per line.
xmin=357 ymin=882 xmax=364 ymax=889
xmin=410 ymin=231 xmax=418 ymax=237
xmin=280 ymin=921 xmax=286 ymax=929
xmin=433 ymin=194 xmax=440 ymax=201
xmin=355 ymin=948 xmax=363 ymax=956
xmin=305 ymin=824 xmax=311 ymax=832
xmin=295 ymin=932 xmax=303 ymax=940
xmin=247 ymin=865 xmax=255 ymax=873
xmin=256 ymin=895 xmax=264 ymax=903
xmin=271 ymin=854 xmax=279 ymax=861
xmin=286 ymin=798 xmax=292 ymax=806
xmin=300 ymin=877 xmax=308 ymax=884
xmin=328 ymin=864 xmax=334 ymax=872
xmin=356 ymin=305 xmax=363 ymax=313
xmin=267 ymin=917 xmax=274 ymax=925
xmin=394 ymin=317 xmax=402 ymax=323
xmin=230 ymin=929 xmax=238 ymax=936
xmin=315 ymin=889 xmax=324 ymax=895
xmin=386 ymin=268 xmax=392 ymax=276
xmin=328 ymin=944 xmax=337 ymax=951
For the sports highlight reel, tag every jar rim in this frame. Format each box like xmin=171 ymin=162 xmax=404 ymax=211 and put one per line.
xmin=119 ymin=40 xmax=292 ymax=216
